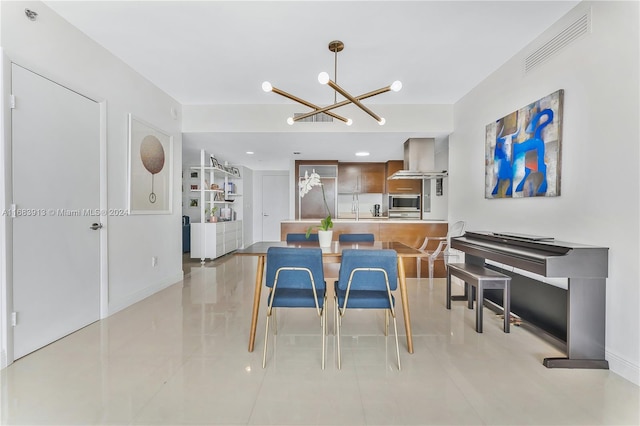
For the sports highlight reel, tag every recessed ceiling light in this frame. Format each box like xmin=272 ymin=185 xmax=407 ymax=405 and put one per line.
xmin=355 ymin=152 xmax=370 ymax=157
xmin=246 ymin=151 xmax=254 ymax=155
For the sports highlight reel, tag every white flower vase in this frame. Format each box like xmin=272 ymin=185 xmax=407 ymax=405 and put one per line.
xmin=318 ymin=230 xmax=333 ymax=247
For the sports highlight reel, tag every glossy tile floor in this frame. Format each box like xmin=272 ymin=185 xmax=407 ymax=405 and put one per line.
xmin=1 ymin=254 xmax=638 ymax=425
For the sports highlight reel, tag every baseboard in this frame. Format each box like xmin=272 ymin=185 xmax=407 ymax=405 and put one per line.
xmin=606 ymin=349 xmax=640 ymax=386
xmin=107 ymin=271 xmax=184 ymax=316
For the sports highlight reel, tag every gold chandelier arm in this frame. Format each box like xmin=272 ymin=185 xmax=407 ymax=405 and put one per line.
xmin=270 ymin=86 xmax=350 ymax=123
xmin=293 ymin=85 xmax=392 ymax=122
xmin=292 ymin=99 xmax=351 ymax=122
xmin=324 ymin=79 xmax=383 ymax=123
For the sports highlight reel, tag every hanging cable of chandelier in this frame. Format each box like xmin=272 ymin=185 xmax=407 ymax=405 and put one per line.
xmin=262 ymin=40 xmax=402 ymax=126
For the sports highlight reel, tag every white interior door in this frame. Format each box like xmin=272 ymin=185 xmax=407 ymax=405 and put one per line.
xmin=262 ymin=174 xmax=289 ymax=241
xmin=11 ymin=64 xmax=101 ymax=359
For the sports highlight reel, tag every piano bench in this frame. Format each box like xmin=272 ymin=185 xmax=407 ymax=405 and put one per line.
xmin=446 ymin=263 xmax=511 ymax=333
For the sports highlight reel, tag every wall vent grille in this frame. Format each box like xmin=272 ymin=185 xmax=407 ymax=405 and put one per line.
xmin=525 ymin=8 xmax=591 ymax=73
xmin=293 ymin=112 xmax=334 ymax=123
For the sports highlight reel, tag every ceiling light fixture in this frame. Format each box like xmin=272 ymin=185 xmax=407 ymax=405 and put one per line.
xmin=262 ymin=40 xmax=401 ymax=126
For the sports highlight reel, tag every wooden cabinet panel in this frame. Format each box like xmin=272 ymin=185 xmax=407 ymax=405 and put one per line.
xmin=386 ymin=160 xmax=422 ymax=194
xmin=338 ymin=162 xmax=385 ymax=194
xmin=338 ymin=163 xmax=360 ymax=193
xmin=280 ymin=221 xmax=449 ymax=278
xmin=360 ymin=163 xmax=385 ymax=193
xmin=378 ymin=222 xmax=447 ymax=278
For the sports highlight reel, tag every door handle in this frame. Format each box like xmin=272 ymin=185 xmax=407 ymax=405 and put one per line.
xmin=89 ymin=223 xmax=103 ymax=230
xmin=263 ymin=214 xmax=269 ymax=217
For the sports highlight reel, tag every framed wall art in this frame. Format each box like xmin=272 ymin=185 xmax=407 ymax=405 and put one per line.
xmin=485 ymin=89 xmax=563 ymax=199
xmin=128 ymin=114 xmax=173 ymax=213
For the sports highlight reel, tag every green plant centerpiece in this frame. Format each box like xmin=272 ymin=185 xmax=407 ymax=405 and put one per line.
xmin=299 ymin=169 xmax=333 ymax=238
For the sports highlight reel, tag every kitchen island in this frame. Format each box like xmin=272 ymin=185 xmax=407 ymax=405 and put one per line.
xmin=281 ymin=220 xmax=449 ymax=278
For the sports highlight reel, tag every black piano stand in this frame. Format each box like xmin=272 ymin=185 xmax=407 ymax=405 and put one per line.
xmin=543 ymin=357 xmax=609 ymax=369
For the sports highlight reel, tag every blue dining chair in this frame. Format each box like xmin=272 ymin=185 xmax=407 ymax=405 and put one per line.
xmin=338 ymin=233 xmax=375 ymax=243
xmin=334 ymin=249 xmax=401 ymax=370
xmin=263 ymin=247 xmax=327 ymax=369
xmin=286 ymin=233 xmax=319 ymax=242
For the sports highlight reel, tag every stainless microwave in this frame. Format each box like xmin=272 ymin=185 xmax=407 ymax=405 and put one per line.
xmin=388 ymin=194 xmax=421 ymax=212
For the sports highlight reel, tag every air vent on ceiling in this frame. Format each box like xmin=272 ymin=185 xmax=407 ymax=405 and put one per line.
xmin=525 ymin=8 xmax=591 ymax=73
xmin=293 ymin=112 xmax=334 ymax=123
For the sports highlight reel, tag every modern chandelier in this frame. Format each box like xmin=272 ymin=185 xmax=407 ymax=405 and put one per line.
xmin=262 ymin=40 xmax=402 ymax=126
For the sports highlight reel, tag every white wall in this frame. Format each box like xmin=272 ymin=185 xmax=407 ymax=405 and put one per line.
xmin=241 ymin=166 xmax=254 ymax=247
xmin=0 ymin=0 xmax=184 ymax=365
xmin=182 ymin=104 xmax=453 ymax=133
xmin=450 ymin=1 xmax=639 ymax=384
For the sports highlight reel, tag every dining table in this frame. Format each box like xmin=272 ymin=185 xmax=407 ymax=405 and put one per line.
xmin=235 ymin=240 xmax=424 ymax=354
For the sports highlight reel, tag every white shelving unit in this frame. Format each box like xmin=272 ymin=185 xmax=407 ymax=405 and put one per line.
xmin=190 ymin=149 xmax=243 ymax=262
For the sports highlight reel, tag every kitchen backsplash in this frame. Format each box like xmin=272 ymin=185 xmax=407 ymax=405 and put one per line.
xmin=337 ymin=193 xmax=386 ymax=218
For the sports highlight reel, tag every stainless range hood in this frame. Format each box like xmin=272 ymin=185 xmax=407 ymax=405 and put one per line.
xmin=387 ymin=138 xmax=448 ymax=180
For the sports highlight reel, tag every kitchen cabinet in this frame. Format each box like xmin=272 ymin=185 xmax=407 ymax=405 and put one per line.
xmin=338 ymin=162 xmax=385 ymax=193
xmin=386 ymin=160 xmax=422 ymax=194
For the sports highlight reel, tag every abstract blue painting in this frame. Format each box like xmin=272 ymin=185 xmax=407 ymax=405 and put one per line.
xmin=485 ymin=90 xmax=563 ymax=199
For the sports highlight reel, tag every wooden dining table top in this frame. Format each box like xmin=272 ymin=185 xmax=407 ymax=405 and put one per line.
xmin=235 ymin=240 xmax=424 ymax=258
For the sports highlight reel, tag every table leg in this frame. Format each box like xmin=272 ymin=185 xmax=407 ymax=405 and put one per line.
xmin=248 ymin=255 xmax=265 ymax=352
xmin=397 ymin=258 xmax=413 ymax=354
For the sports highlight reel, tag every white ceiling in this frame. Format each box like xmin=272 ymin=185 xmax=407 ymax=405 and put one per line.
xmin=44 ymin=0 xmax=579 ymax=170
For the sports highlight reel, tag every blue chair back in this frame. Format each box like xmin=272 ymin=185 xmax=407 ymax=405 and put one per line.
xmin=266 ymin=247 xmax=325 ymax=291
xmin=337 ymin=249 xmax=397 ymax=291
xmin=339 ymin=233 xmax=375 ymax=243
xmin=286 ymin=233 xmax=319 ymax=242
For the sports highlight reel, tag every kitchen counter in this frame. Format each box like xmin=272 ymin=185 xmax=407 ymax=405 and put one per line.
xmin=281 ymin=220 xmax=449 ymax=278
xmin=282 ymin=219 xmax=446 ymax=224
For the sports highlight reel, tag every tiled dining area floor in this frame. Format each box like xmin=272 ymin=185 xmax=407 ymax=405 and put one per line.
xmin=1 ymin=253 xmax=639 ymax=425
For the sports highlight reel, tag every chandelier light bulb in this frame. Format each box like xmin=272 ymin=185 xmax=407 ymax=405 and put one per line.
xmin=286 ymin=117 xmax=294 ymax=125
xmin=318 ymin=72 xmax=330 ymax=85
xmin=262 ymin=81 xmax=273 ymax=92
xmin=390 ymin=81 xmax=403 ymax=92
xmin=378 ymin=117 xmax=386 ymax=126
xmin=346 ymin=119 xmax=353 ymax=126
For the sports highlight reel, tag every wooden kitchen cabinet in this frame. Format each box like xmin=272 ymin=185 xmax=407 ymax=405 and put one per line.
xmin=281 ymin=220 xmax=449 ymax=278
xmin=386 ymin=160 xmax=422 ymax=193
xmin=338 ymin=162 xmax=385 ymax=193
